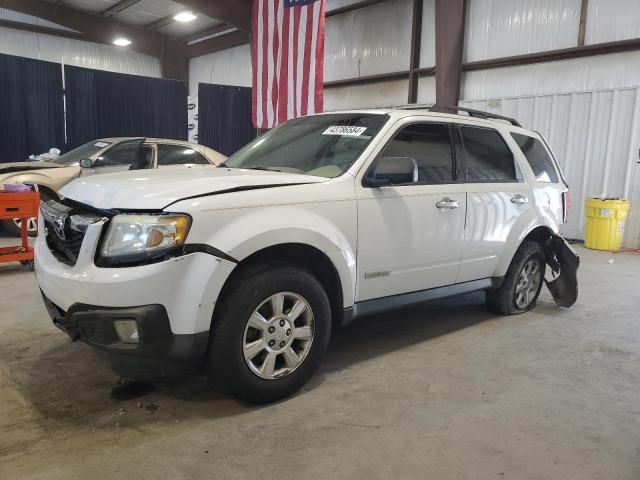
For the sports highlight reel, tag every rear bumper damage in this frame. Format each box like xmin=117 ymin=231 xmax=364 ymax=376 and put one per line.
xmin=544 ymin=235 xmax=580 ymax=308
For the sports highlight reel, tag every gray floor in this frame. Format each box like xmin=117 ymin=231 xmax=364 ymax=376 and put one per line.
xmin=1 ymin=240 xmax=639 ymax=480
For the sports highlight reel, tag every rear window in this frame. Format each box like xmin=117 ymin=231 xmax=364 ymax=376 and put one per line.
xmin=511 ymin=133 xmax=559 ymax=183
xmin=459 ymin=126 xmax=517 ymax=182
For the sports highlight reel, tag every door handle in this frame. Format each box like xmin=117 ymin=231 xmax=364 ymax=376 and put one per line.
xmin=511 ymin=194 xmax=529 ymax=205
xmin=436 ymin=197 xmax=460 ymax=210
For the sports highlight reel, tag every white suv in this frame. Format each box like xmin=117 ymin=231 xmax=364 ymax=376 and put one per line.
xmin=35 ymin=106 xmax=579 ymax=403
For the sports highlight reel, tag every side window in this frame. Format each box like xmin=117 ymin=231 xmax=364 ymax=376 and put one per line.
xmin=460 ymin=126 xmax=517 ymax=182
xmin=95 ymin=141 xmax=142 ymax=167
xmin=378 ymin=123 xmax=454 ymax=184
xmin=192 ymin=151 xmax=209 ymax=165
xmin=511 ymin=133 xmax=559 ymax=183
xmin=157 ymin=144 xmax=207 ymax=165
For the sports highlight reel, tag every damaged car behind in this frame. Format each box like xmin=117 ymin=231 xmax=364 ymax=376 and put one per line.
xmin=0 ymin=137 xmax=226 ymax=236
xmin=34 ymin=106 xmax=579 ymax=404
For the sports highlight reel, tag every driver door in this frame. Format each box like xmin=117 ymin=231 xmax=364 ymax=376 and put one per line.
xmin=80 ymin=138 xmax=147 ymax=176
xmin=355 ymin=121 xmax=466 ymax=302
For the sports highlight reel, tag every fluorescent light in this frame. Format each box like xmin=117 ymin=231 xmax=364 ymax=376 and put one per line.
xmin=173 ymin=11 xmax=197 ymax=22
xmin=113 ymin=37 xmax=131 ymax=47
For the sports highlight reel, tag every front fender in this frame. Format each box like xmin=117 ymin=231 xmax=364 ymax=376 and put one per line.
xmin=188 ymin=204 xmax=358 ymax=308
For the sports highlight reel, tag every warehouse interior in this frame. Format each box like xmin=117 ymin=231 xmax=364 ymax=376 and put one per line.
xmin=1 ymin=0 xmax=639 ymax=478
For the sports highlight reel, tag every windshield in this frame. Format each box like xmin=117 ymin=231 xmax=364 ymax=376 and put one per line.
xmin=223 ymin=113 xmax=388 ymax=178
xmin=51 ymin=140 xmax=112 ymax=166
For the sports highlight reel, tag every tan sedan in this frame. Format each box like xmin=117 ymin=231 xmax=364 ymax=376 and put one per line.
xmin=0 ymin=137 xmax=226 ymax=236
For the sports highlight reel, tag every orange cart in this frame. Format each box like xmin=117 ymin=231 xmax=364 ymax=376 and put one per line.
xmin=0 ymin=190 xmax=40 ymax=269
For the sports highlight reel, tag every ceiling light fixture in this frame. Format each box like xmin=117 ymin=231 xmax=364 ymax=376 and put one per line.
xmin=113 ymin=37 xmax=131 ymax=47
xmin=173 ymin=11 xmax=197 ymax=23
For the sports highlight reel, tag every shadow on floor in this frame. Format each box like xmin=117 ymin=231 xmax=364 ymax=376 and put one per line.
xmin=11 ymin=292 xmax=495 ymax=429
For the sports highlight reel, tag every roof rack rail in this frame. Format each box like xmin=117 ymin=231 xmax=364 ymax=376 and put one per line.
xmin=427 ymin=104 xmax=522 ymax=127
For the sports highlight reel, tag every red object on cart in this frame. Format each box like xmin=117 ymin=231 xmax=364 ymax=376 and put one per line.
xmin=0 ymin=190 xmax=40 ymax=266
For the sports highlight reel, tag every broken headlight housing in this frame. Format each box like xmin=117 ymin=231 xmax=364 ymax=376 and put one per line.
xmin=99 ymin=214 xmax=191 ymax=265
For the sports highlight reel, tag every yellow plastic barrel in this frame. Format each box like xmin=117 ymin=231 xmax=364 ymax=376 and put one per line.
xmin=584 ymin=197 xmax=630 ymax=251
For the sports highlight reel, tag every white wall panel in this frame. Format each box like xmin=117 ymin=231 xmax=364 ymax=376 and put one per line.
xmin=464 ymin=0 xmax=581 ymax=62
xmin=0 ymin=8 xmax=75 ymax=31
xmin=324 ymin=79 xmax=408 ymax=111
xmin=416 ymin=75 xmax=436 ymax=104
xmin=324 ymin=0 xmax=412 ymax=81
xmin=326 ymin=0 xmax=362 ymax=10
xmin=462 ymin=51 xmax=640 ymax=100
xmin=585 ymin=0 xmax=640 ymax=45
xmin=419 ymin=0 xmax=436 ymax=68
xmin=188 ymin=44 xmax=252 ymax=96
xmin=0 ymin=26 xmax=161 ymax=77
xmin=461 ymin=89 xmax=640 ymax=247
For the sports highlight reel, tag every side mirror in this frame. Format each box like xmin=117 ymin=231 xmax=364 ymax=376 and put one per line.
xmin=367 ymin=156 xmax=418 ymax=187
xmin=79 ymin=158 xmax=93 ymax=168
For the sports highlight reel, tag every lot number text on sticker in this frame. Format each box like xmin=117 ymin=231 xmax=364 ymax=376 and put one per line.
xmin=322 ymin=126 xmax=368 ymax=137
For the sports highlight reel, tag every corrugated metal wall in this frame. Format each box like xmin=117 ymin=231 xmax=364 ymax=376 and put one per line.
xmin=464 ymin=0 xmax=581 ymax=62
xmin=0 ymin=25 xmax=161 ymax=77
xmin=188 ymin=0 xmax=437 ymax=106
xmin=461 ymin=91 xmax=640 ymax=247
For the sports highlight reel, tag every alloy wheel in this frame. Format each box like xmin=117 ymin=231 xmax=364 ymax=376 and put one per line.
xmin=514 ymin=259 xmax=542 ymax=309
xmin=242 ymin=291 xmax=315 ymax=380
xmin=12 ymin=217 xmax=38 ymax=235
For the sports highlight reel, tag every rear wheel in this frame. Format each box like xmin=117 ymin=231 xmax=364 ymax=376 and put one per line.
xmin=486 ymin=240 xmax=546 ymax=315
xmin=208 ymin=264 xmax=331 ymax=404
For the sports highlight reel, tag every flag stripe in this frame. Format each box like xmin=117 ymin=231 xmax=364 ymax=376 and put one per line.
xmin=253 ymin=0 xmax=325 ymax=129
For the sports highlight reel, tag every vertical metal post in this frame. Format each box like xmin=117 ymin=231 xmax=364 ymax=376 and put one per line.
xmin=578 ymin=0 xmax=589 ymax=47
xmin=435 ymin=0 xmax=466 ymax=106
xmin=408 ymin=0 xmax=424 ymax=103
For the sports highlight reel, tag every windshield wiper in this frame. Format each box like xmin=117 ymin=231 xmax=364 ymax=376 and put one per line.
xmin=243 ymin=166 xmax=284 ymax=172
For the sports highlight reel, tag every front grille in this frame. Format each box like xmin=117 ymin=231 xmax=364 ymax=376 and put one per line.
xmin=41 ymin=200 xmax=104 ymax=266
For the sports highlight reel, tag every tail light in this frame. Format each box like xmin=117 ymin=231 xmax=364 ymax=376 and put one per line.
xmin=562 ymin=191 xmax=570 ymax=224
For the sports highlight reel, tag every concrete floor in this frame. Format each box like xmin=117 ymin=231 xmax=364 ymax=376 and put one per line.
xmin=1 ymin=241 xmax=639 ymax=480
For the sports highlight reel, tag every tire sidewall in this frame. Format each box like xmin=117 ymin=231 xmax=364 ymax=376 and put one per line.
xmin=210 ymin=266 xmax=331 ymax=403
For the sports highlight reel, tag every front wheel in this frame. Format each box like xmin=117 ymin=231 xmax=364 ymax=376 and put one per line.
xmin=486 ymin=240 xmax=546 ymax=315
xmin=208 ymin=264 xmax=331 ymax=404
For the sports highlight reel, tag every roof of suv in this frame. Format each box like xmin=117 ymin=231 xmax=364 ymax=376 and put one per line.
xmin=324 ymin=105 xmax=530 ymax=132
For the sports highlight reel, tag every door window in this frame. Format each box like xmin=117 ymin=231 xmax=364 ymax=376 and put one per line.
xmin=511 ymin=133 xmax=559 ymax=183
xmin=95 ymin=141 xmax=142 ymax=167
xmin=157 ymin=144 xmax=209 ymax=165
xmin=376 ymin=123 xmax=454 ymax=184
xmin=460 ymin=126 xmax=517 ymax=182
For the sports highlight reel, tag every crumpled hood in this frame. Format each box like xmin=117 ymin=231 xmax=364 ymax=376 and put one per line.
xmin=60 ymin=167 xmax=327 ymax=210
xmin=0 ymin=161 xmax=65 ymax=174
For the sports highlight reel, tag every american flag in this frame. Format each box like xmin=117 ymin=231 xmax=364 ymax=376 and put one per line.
xmin=252 ymin=0 xmax=326 ymax=129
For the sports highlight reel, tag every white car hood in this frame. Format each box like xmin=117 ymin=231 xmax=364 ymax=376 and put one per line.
xmin=60 ymin=167 xmax=327 ymax=210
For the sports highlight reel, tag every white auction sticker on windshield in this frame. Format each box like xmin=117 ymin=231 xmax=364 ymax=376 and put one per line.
xmin=94 ymin=141 xmax=110 ymax=148
xmin=322 ymin=126 xmax=367 ymax=137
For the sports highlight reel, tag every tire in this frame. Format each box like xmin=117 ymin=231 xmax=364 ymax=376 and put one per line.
xmin=208 ymin=263 xmax=332 ymax=404
xmin=1 ymin=217 xmax=38 ymax=237
xmin=486 ymin=240 xmax=546 ymax=315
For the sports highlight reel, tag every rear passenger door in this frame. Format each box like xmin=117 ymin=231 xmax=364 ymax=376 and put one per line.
xmin=456 ymin=124 xmax=535 ymax=282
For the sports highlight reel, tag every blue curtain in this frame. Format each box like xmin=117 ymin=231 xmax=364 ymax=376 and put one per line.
xmin=198 ymin=83 xmax=256 ymax=157
xmin=65 ymin=66 xmax=188 ymax=149
xmin=0 ymin=53 xmax=65 ymax=163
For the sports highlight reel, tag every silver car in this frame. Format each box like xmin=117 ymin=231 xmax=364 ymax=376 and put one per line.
xmin=0 ymin=137 xmax=226 ymax=236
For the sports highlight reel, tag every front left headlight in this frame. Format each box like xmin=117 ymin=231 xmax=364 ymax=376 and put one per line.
xmin=100 ymin=214 xmax=191 ymax=264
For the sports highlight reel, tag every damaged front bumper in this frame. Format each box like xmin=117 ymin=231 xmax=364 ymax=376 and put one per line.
xmin=544 ymin=235 xmax=580 ymax=308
